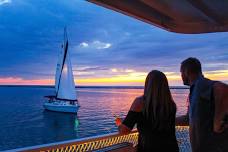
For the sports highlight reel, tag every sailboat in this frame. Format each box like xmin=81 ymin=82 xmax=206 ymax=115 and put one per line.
xmin=43 ymin=28 xmax=80 ymax=113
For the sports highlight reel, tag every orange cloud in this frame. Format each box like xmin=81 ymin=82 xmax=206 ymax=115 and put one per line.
xmin=0 ymin=70 xmax=227 ymax=86
xmin=0 ymin=77 xmax=54 ymax=85
xmin=76 ymin=72 xmax=146 ymax=86
xmin=205 ymin=70 xmax=228 ymax=81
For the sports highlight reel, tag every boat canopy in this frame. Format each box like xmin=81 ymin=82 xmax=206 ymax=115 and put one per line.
xmin=88 ymin=0 xmax=228 ymax=34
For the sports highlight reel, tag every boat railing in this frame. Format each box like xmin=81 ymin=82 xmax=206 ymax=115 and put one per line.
xmin=8 ymin=126 xmax=190 ymax=152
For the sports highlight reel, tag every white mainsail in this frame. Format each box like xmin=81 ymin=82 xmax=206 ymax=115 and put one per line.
xmin=55 ymin=36 xmax=65 ymax=94
xmin=55 ymin=29 xmax=77 ymax=100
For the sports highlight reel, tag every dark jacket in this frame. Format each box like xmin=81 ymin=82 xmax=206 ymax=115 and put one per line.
xmin=189 ymin=76 xmax=228 ymax=152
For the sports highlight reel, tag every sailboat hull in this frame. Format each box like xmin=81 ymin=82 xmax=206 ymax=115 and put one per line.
xmin=44 ymin=101 xmax=80 ymax=113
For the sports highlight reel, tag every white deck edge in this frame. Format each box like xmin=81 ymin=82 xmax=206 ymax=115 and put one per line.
xmin=3 ymin=131 xmax=127 ymax=152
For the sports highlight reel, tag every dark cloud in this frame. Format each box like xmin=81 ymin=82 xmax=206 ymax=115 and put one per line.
xmin=0 ymin=0 xmax=227 ymax=83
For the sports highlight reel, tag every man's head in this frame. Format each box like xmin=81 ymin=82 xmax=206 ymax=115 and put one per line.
xmin=180 ymin=57 xmax=202 ymax=86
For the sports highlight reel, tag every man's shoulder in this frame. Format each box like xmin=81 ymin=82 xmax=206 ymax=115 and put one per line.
xmin=194 ymin=77 xmax=215 ymax=100
xmin=196 ymin=77 xmax=215 ymax=90
xmin=200 ymin=78 xmax=228 ymax=93
xmin=198 ymin=76 xmax=214 ymax=84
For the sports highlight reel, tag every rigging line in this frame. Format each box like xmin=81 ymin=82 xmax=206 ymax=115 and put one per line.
xmin=63 ymin=27 xmax=67 ymax=47
xmin=56 ymin=29 xmax=69 ymax=97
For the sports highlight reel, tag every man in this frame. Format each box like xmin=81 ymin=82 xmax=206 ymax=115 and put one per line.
xmin=176 ymin=57 xmax=228 ymax=152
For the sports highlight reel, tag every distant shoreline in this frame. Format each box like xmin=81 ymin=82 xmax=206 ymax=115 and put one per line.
xmin=0 ymin=85 xmax=189 ymax=89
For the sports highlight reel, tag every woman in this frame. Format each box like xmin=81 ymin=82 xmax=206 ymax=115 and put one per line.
xmin=116 ymin=70 xmax=179 ymax=152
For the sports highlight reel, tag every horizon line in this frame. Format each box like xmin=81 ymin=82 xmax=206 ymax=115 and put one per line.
xmin=0 ymin=84 xmax=189 ymax=89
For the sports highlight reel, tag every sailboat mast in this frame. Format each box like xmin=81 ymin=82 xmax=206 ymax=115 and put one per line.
xmin=56 ymin=28 xmax=69 ymax=97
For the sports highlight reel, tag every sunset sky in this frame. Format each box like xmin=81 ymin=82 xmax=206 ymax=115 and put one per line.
xmin=0 ymin=0 xmax=228 ymax=86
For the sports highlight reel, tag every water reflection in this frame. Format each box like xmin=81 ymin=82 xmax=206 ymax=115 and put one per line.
xmin=0 ymin=87 xmax=188 ymax=150
xmin=74 ymin=116 xmax=80 ymax=131
xmin=42 ymin=111 xmax=80 ymax=140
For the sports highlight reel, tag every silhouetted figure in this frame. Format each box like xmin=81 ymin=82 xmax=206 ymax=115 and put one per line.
xmin=176 ymin=57 xmax=228 ymax=152
xmin=116 ymin=70 xmax=179 ymax=152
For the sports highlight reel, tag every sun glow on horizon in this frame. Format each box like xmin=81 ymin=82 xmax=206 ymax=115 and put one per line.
xmin=0 ymin=70 xmax=227 ymax=86
xmin=0 ymin=77 xmax=54 ymax=85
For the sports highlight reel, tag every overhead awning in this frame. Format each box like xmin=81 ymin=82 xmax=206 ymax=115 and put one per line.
xmin=87 ymin=0 xmax=228 ymax=34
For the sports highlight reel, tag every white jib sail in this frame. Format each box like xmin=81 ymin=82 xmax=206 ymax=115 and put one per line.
xmin=55 ymin=35 xmax=77 ymax=100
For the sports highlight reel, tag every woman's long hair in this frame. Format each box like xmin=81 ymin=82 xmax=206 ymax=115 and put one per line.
xmin=143 ymin=70 xmax=176 ymax=130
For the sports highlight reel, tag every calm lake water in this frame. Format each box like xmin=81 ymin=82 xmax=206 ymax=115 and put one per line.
xmin=0 ymin=86 xmax=189 ymax=150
